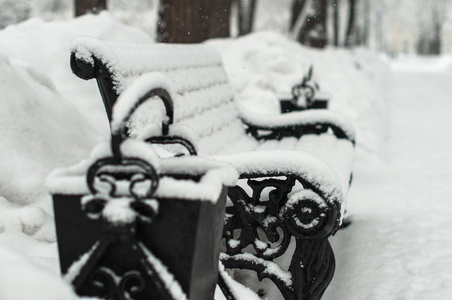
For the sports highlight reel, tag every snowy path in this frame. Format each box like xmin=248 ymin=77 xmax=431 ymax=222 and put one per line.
xmin=325 ymin=66 xmax=452 ymax=299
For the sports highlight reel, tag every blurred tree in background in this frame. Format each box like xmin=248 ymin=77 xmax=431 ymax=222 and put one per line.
xmin=156 ymin=0 xmax=259 ymax=43
xmin=0 ymin=0 xmax=451 ymax=55
xmin=416 ymin=0 xmax=450 ymax=55
xmin=0 ymin=0 xmax=31 ymax=29
xmin=235 ymin=0 xmax=258 ymax=36
xmin=68 ymin=0 xmax=452 ymax=54
xmin=290 ymin=0 xmax=328 ymax=48
xmin=332 ymin=0 xmax=340 ymax=46
xmin=35 ymin=0 xmax=70 ymax=19
xmin=344 ymin=0 xmax=357 ymax=47
xmin=75 ymin=0 xmax=106 ymax=17
xmin=289 ymin=0 xmax=370 ymax=49
xmin=156 ymin=0 xmax=232 ymax=43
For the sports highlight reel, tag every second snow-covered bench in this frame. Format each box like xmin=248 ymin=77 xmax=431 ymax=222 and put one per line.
xmin=279 ymin=66 xmax=330 ymax=113
xmin=70 ymin=37 xmax=355 ymax=300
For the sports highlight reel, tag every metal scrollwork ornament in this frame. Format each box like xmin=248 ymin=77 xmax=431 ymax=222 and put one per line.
xmin=222 ymin=175 xmax=340 ymax=300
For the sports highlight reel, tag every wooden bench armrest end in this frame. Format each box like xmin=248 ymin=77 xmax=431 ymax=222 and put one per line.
xmin=213 ymin=150 xmax=345 ymax=220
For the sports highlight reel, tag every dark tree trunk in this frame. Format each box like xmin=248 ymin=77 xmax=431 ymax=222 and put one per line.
xmin=431 ymin=9 xmax=442 ymax=55
xmin=344 ymin=0 xmax=356 ymax=47
xmin=157 ymin=0 xmax=232 ymax=43
xmin=332 ymin=0 xmax=339 ymax=46
xmin=363 ymin=0 xmax=370 ymax=47
xmin=237 ymin=0 xmax=258 ymax=36
xmin=290 ymin=0 xmax=307 ymax=31
xmin=296 ymin=0 xmax=328 ymax=49
xmin=416 ymin=4 xmax=445 ymax=56
xmin=209 ymin=0 xmax=233 ymax=39
xmin=376 ymin=7 xmax=383 ymax=51
xmin=75 ymin=0 xmax=107 ymax=17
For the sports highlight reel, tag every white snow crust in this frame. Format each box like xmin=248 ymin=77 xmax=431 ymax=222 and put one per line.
xmin=216 ymin=262 xmax=261 ymax=300
xmin=110 ymin=73 xmax=176 ymax=135
xmin=220 ymin=252 xmax=292 ymax=286
xmin=64 ymin=241 xmax=99 ymax=285
xmin=46 ymin=140 xmax=238 ymax=204
xmin=238 ymin=105 xmax=356 ymax=142
xmin=71 ymin=36 xmax=224 ymax=95
xmin=138 ymin=243 xmax=188 ymax=300
xmin=213 ymin=150 xmax=343 ymax=204
xmin=257 ymin=133 xmax=355 ymax=196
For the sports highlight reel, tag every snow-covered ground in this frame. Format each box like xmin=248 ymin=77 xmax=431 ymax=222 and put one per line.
xmin=0 ymin=11 xmax=450 ymax=300
xmin=325 ymin=59 xmax=452 ymax=299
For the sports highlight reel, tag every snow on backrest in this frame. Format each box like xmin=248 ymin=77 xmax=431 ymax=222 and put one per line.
xmin=71 ymin=37 xmax=258 ymax=156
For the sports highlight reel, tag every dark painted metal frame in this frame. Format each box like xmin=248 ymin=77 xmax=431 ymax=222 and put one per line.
xmin=70 ymin=50 xmax=353 ymax=300
xmin=52 ymin=86 xmax=240 ymax=300
xmin=53 ymin=152 xmax=233 ymax=300
xmin=280 ymin=66 xmax=329 ymax=113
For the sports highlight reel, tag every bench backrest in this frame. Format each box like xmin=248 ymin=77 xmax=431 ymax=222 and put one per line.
xmin=71 ymin=37 xmax=257 ymax=156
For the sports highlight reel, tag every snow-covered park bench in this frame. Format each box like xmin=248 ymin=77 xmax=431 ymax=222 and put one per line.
xmin=67 ymin=36 xmax=355 ymax=300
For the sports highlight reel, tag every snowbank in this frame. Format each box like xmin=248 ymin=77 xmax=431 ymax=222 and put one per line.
xmin=0 ymin=12 xmax=153 ymax=133
xmin=0 ymin=12 xmax=156 ymax=296
xmin=0 ymin=54 xmax=98 ymax=206
xmin=0 ymin=246 xmax=80 ymax=300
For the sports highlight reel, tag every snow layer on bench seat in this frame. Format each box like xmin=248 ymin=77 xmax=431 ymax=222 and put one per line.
xmin=197 ymin=120 xmax=259 ymax=156
xmin=71 ymin=36 xmax=226 ymax=94
xmin=257 ymin=134 xmax=354 ymax=195
xmin=111 ymin=72 xmax=176 ymax=134
xmin=114 ymin=73 xmax=256 ymax=157
xmin=72 ymin=37 xmax=240 ymax=152
xmin=212 ymin=150 xmax=344 ymax=205
xmin=110 ymin=73 xmax=257 ymax=157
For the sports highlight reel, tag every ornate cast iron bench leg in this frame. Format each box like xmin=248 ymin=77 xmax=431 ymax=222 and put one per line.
xmin=222 ymin=175 xmax=340 ymax=300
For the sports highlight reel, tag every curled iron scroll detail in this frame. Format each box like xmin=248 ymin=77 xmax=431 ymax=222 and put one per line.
xmin=222 ymin=175 xmax=340 ymax=300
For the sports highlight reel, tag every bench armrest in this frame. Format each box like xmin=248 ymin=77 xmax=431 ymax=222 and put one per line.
xmin=238 ymin=105 xmax=356 ymax=144
xmin=213 ymin=150 xmax=343 ymax=299
xmin=213 ymin=150 xmax=344 ymax=213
